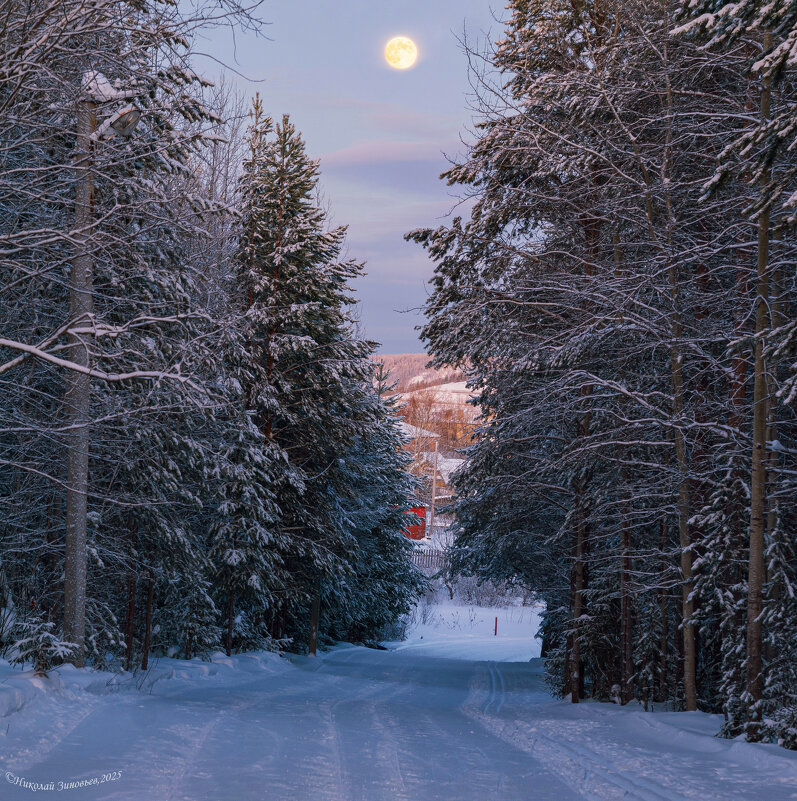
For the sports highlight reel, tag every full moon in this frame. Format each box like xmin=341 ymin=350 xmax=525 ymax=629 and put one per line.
xmin=385 ymin=37 xmax=418 ymax=70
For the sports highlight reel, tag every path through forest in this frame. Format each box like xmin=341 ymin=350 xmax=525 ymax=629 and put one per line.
xmin=3 ymin=643 xmax=797 ymax=800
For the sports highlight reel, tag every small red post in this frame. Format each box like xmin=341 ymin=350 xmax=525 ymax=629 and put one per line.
xmin=494 ymin=616 xmax=498 ymax=637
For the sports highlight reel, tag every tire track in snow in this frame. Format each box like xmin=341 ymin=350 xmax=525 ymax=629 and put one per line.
xmin=222 ymin=670 xmax=355 ymax=801
xmin=319 ymin=653 xmax=496 ymax=798
xmin=495 ymin=663 xmax=506 ymax=713
xmin=352 ymin=679 xmax=410 ymax=799
xmin=371 ymin=665 xmax=515 ymax=799
xmin=323 ymin=696 xmax=352 ymax=801
xmin=482 ymin=662 xmax=506 ymax=715
xmin=164 ymin=692 xmax=266 ymax=801
xmin=322 ymin=666 xmax=412 ymax=801
xmin=154 ymin=668 xmax=358 ymax=801
xmin=482 ymin=663 xmax=497 ymax=714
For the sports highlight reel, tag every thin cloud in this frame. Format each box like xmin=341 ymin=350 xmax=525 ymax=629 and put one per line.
xmin=322 ymin=139 xmax=449 ymax=168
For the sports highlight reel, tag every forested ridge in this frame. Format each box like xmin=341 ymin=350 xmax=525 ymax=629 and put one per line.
xmin=375 ymin=353 xmax=465 ymax=392
xmin=0 ymin=1 xmax=423 ymax=675
xmin=411 ymin=0 xmax=797 ymax=747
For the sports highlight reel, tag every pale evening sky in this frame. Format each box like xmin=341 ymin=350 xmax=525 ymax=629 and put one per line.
xmin=197 ymin=1 xmax=502 ymax=353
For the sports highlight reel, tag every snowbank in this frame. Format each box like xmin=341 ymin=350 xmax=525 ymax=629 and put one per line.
xmin=0 ymin=650 xmax=290 ymax=721
xmin=466 ymin=658 xmax=797 ymax=801
xmin=0 ymin=663 xmax=119 ymax=720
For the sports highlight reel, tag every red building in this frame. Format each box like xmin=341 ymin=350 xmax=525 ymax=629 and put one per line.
xmin=403 ymin=506 xmax=427 ymax=540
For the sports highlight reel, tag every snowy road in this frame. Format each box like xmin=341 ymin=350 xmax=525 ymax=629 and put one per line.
xmin=3 ymin=647 xmax=797 ymax=800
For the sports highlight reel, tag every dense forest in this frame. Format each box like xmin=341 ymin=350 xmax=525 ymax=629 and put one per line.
xmin=412 ymin=0 xmax=797 ymax=747
xmin=0 ymin=0 xmax=424 ymax=674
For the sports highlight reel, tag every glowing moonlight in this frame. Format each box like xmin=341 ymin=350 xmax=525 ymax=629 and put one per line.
xmin=385 ymin=37 xmax=418 ymax=70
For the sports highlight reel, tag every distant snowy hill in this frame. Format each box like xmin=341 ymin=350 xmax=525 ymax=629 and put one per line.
xmin=374 ymin=353 xmax=464 ymax=393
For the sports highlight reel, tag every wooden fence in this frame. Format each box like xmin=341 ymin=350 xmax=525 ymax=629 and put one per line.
xmin=412 ymin=550 xmax=447 ymax=571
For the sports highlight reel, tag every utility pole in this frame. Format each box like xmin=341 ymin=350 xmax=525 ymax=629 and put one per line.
xmin=427 ymin=438 xmax=438 ymax=542
xmin=63 ymin=92 xmax=96 ymax=667
xmin=63 ymin=74 xmax=140 ymax=667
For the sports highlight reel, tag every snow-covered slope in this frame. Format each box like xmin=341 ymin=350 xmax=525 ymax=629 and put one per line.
xmin=373 ymin=354 xmax=464 ymax=393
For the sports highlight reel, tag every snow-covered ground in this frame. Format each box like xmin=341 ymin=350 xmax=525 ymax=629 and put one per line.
xmin=1 ymin=613 xmax=796 ymax=800
xmin=386 ymin=602 xmax=543 ymax=662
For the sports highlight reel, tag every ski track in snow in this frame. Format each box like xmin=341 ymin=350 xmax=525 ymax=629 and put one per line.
xmin=2 ymin=646 xmax=797 ymax=800
xmin=464 ymin=660 xmax=797 ymax=801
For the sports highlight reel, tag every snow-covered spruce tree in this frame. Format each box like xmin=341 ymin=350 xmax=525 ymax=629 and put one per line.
xmin=232 ymin=107 xmax=420 ymax=650
xmin=0 ymin=0 xmax=260 ymax=669
xmin=66 ymin=84 xmax=258 ymax=670
xmin=207 ymin=101 xmax=296 ymax=655
xmin=145 ymin=83 xmax=254 ymax=663
xmin=319 ymin=361 xmax=426 ymax=644
xmin=208 ymin=406 xmax=282 ymax=656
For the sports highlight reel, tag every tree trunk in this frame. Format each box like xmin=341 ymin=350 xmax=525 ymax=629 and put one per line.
xmin=620 ymin=512 xmax=634 ymax=705
xmin=226 ymin=589 xmax=234 ymax=657
xmin=763 ymin=262 xmax=784 ymax=670
xmin=124 ymin=573 xmax=136 ymax=672
xmin=727 ymin=243 xmax=750 ymax=703
xmin=570 ymin=483 xmax=587 ymax=703
xmin=184 ymin=609 xmax=193 ymax=661
xmin=657 ymin=520 xmax=669 ymax=705
xmin=140 ymin=574 xmax=154 ymax=671
xmin=746 ymin=33 xmax=772 ymax=739
xmin=63 ymin=97 xmax=96 ymax=668
xmin=614 ymin=232 xmax=634 ymax=706
xmin=570 ymin=209 xmax=598 ymax=704
xmin=565 ymin=552 xmax=575 ymax=698
xmin=308 ymin=584 xmax=321 ymax=657
xmin=675 ymin=425 xmax=697 ymax=711
xmin=668 ymin=256 xmax=697 ymax=711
